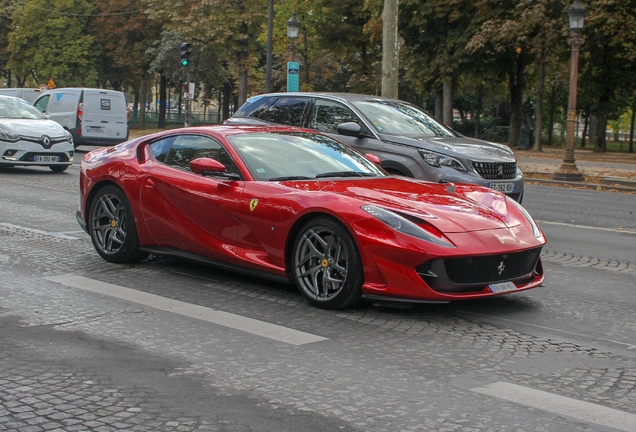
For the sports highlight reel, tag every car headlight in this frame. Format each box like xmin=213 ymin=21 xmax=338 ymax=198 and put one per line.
xmin=418 ymin=149 xmax=466 ymax=171
xmin=0 ymin=127 xmax=20 ymax=143
xmin=64 ymin=130 xmax=73 ymax=143
xmin=361 ymin=205 xmax=455 ymax=248
xmin=506 ymin=197 xmax=542 ymax=238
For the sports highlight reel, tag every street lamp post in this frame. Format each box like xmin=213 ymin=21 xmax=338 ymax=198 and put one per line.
xmin=553 ymin=0 xmax=585 ymax=181
xmin=286 ymin=11 xmax=301 ymax=92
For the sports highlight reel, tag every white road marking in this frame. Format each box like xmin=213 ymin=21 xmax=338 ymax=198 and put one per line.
xmin=473 ymin=381 xmax=636 ymax=432
xmin=44 ymin=274 xmax=327 ymax=346
xmin=537 ymin=220 xmax=636 ymax=235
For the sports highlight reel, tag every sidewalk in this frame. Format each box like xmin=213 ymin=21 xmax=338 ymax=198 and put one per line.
xmin=514 ymin=148 xmax=636 ymax=192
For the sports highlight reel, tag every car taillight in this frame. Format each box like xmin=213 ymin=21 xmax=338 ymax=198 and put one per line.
xmin=78 ymin=103 xmax=83 ymax=122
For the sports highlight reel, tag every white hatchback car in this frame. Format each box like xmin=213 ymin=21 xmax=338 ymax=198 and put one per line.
xmin=0 ymin=95 xmax=74 ymax=172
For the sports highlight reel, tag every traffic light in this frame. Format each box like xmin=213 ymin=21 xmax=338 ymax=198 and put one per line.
xmin=179 ymin=42 xmax=192 ymax=67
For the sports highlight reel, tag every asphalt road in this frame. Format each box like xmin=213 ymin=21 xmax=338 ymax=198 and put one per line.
xmin=1 ymin=162 xmax=635 ymax=431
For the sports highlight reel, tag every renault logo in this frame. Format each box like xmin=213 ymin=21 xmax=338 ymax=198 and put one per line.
xmin=497 ymin=261 xmax=505 ymax=275
xmin=497 ymin=165 xmax=504 ymax=177
xmin=40 ymin=135 xmax=51 ymax=148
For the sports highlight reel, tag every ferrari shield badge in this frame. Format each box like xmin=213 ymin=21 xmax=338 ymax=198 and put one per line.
xmin=249 ymin=198 xmax=259 ymax=212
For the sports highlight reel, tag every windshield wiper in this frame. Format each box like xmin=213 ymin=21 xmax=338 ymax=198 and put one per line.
xmin=314 ymin=171 xmax=375 ymax=179
xmin=268 ymin=175 xmax=313 ymax=181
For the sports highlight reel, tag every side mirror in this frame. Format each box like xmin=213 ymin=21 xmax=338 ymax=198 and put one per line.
xmin=337 ymin=122 xmax=370 ymax=138
xmin=364 ymin=153 xmax=381 ymax=165
xmin=190 ymin=157 xmax=241 ymax=180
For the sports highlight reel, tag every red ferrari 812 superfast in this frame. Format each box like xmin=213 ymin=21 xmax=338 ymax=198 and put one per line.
xmin=77 ymin=125 xmax=546 ymax=309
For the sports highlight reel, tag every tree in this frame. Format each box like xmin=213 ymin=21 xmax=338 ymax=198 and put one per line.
xmin=8 ymin=0 xmax=97 ymax=87
xmin=578 ymin=0 xmax=636 ymax=152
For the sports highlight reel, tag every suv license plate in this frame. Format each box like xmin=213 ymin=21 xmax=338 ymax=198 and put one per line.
xmin=489 ymin=182 xmax=515 ymax=193
xmin=35 ymin=156 xmax=59 ymax=162
xmin=489 ymin=281 xmax=517 ymax=293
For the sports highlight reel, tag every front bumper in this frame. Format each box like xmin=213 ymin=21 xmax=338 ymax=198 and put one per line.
xmin=0 ymin=140 xmax=74 ymax=166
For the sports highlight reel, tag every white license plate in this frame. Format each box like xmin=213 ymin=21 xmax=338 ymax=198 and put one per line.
xmin=489 ymin=281 xmax=517 ymax=293
xmin=87 ymin=127 xmax=105 ymax=134
xmin=488 ymin=182 xmax=515 ymax=193
xmin=34 ymin=155 xmax=59 ymax=162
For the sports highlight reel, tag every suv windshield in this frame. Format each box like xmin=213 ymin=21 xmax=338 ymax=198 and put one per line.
xmin=352 ymin=100 xmax=454 ymax=137
xmin=0 ymin=97 xmax=47 ymax=120
xmin=227 ymin=132 xmax=386 ymax=181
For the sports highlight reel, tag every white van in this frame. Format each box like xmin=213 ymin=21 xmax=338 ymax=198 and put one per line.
xmin=0 ymin=88 xmax=46 ymax=104
xmin=33 ymin=88 xmax=128 ymax=147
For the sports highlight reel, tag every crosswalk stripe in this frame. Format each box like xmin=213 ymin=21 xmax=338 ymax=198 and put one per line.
xmin=44 ymin=274 xmax=327 ymax=346
xmin=472 ymin=381 xmax=636 ymax=431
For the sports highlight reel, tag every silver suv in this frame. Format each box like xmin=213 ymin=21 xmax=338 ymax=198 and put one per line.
xmin=230 ymin=92 xmax=524 ymax=202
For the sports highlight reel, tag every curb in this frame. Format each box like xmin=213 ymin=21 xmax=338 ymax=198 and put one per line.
xmin=525 ymin=177 xmax=636 ymax=192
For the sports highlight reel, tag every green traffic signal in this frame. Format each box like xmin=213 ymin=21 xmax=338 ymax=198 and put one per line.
xmin=179 ymin=42 xmax=192 ymax=67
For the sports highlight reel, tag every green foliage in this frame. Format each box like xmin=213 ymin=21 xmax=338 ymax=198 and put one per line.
xmin=8 ymin=0 xmax=98 ymax=86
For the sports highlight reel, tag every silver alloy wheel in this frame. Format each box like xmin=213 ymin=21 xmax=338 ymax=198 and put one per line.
xmin=90 ymin=193 xmax=128 ymax=255
xmin=294 ymin=225 xmax=349 ymax=301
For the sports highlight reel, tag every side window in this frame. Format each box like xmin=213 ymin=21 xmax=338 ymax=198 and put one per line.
xmin=234 ymin=96 xmax=276 ymax=118
xmin=157 ymin=135 xmax=240 ymax=175
xmin=148 ymin=136 xmax=176 ymax=163
xmin=310 ymin=100 xmax=360 ymax=133
xmin=259 ymin=97 xmax=308 ymax=126
xmin=34 ymin=95 xmax=50 ymax=113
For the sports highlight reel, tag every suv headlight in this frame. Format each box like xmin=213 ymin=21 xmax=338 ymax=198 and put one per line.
xmin=0 ymin=127 xmax=20 ymax=143
xmin=64 ymin=130 xmax=73 ymax=143
xmin=362 ymin=205 xmax=455 ymax=247
xmin=418 ymin=149 xmax=466 ymax=171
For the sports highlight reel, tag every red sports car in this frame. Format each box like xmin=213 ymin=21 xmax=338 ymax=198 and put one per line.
xmin=77 ymin=125 xmax=546 ymax=309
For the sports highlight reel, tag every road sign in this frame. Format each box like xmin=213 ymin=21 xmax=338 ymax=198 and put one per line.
xmin=47 ymin=78 xmax=56 ymax=89
xmin=287 ymin=62 xmax=299 ymax=92
xmin=38 ymin=84 xmax=48 ymax=91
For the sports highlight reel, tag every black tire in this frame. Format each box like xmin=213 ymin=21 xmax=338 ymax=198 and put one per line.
xmin=49 ymin=164 xmax=69 ymax=173
xmin=292 ymin=217 xmax=363 ymax=310
xmin=88 ymin=185 xmax=147 ymax=263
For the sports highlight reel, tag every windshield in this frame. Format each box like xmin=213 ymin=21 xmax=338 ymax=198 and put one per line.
xmin=352 ymin=100 xmax=454 ymax=137
xmin=227 ymin=132 xmax=386 ymax=181
xmin=0 ymin=97 xmax=47 ymax=120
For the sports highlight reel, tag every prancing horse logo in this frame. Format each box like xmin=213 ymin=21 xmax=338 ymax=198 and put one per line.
xmin=497 ymin=261 xmax=505 ymax=275
xmin=249 ymin=198 xmax=259 ymax=212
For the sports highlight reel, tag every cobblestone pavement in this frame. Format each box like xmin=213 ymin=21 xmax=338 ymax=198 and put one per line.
xmin=1 ymin=221 xmax=636 ymax=431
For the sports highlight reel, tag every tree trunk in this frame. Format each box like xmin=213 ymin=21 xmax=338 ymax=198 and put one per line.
xmin=629 ymin=95 xmax=635 ymax=153
xmin=222 ymin=81 xmax=231 ymax=121
xmin=533 ymin=51 xmax=545 ymax=151
xmin=508 ymin=53 xmax=526 ymax=147
xmin=158 ymin=75 xmax=167 ymax=128
xmin=139 ymin=80 xmax=147 ymax=130
xmin=547 ymin=85 xmax=556 ymax=147
xmin=434 ymin=88 xmax=443 ymax=122
xmin=443 ymin=80 xmax=453 ymax=127
xmin=381 ymin=0 xmax=399 ymax=99
xmin=581 ymin=105 xmax=590 ymax=148
xmin=592 ymin=110 xmax=608 ymax=152
xmin=474 ymin=85 xmax=483 ymax=138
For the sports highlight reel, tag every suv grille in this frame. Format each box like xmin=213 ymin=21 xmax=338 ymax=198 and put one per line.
xmin=443 ymin=248 xmax=542 ymax=284
xmin=473 ymin=162 xmax=517 ymax=180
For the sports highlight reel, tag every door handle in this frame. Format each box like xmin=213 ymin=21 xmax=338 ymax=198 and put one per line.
xmin=145 ymin=179 xmax=155 ymax=188
xmin=101 ymin=120 xmax=108 ymax=123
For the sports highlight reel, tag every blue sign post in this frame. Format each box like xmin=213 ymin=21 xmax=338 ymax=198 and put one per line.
xmin=287 ymin=62 xmax=299 ymax=92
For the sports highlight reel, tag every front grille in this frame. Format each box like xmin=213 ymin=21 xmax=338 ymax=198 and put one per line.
xmin=19 ymin=153 xmax=70 ymax=162
xmin=473 ymin=161 xmax=517 ymax=179
xmin=444 ymin=248 xmax=542 ymax=284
